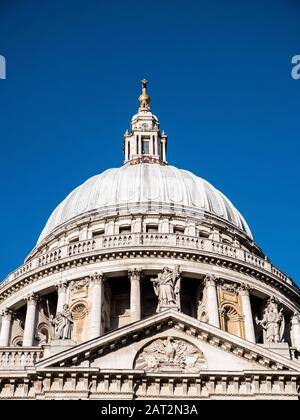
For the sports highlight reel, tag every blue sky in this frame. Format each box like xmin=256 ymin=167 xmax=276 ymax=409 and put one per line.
xmin=0 ymin=0 xmax=299 ymax=283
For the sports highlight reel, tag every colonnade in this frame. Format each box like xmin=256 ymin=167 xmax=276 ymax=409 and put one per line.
xmin=0 ymin=272 xmax=299 ymax=349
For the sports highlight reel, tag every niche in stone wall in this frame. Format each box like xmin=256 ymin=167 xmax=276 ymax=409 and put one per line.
xmin=220 ymin=305 xmax=244 ymax=338
xmin=218 ymin=283 xmax=245 ymax=339
xmin=70 ymin=301 xmax=88 ymax=342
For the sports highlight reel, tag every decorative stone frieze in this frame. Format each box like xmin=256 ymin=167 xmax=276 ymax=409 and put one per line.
xmin=69 ymin=277 xmax=90 ymax=291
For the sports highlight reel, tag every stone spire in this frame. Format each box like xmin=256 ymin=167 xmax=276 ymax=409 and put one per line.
xmin=123 ymin=80 xmax=168 ymax=166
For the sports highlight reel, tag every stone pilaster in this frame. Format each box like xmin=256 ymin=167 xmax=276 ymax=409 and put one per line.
xmin=239 ymin=284 xmax=256 ymax=343
xmin=88 ymin=272 xmax=104 ymax=340
xmin=129 ymin=268 xmax=142 ymax=323
xmin=56 ymin=281 xmax=68 ymax=314
xmin=23 ymin=294 xmax=39 ymax=347
xmin=0 ymin=309 xmax=13 ymax=347
xmin=204 ymin=274 xmax=220 ymax=328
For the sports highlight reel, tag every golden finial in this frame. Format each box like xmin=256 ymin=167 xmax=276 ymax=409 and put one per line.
xmin=138 ymin=79 xmax=151 ymax=112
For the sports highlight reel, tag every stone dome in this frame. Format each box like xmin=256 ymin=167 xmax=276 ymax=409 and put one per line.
xmin=37 ymin=163 xmax=252 ymax=244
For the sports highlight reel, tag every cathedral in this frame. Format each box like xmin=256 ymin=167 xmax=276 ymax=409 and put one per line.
xmin=0 ymin=81 xmax=300 ymax=400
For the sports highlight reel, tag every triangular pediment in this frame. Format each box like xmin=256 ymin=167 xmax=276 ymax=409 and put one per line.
xmin=34 ymin=311 xmax=300 ymax=373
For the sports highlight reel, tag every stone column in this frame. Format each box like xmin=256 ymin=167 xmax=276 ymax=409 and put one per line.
xmin=291 ymin=312 xmax=300 ymax=352
xmin=149 ymin=135 xmax=154 ymax=155
xmin=129 ymin=268 xmax=142 ymax=323
xmin=205 ymin=275 xmax=220 ymax=328
xmin=239 ymin=285 xmax=256 ymax=343
xmin=161 ymin=138 xmax=166 ymax=162
xmin=0 ymin=309 xmax=13 ymax=347
xmin=125 ymin=139 xmax=129 ymax=161
xmin=154 ymin=135 xmax=158 ymax=155
xmin=88 ymin=273 xmax=104 ymax=340
xmin=23 ymin=294 xmax=39 ymax=347
xmin=56 ymin=282 xmax=68 ymax=314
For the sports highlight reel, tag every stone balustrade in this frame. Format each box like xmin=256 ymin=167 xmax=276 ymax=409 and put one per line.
xmin=0 ymin=234 xmax=294 ymax=294
xmin=0 ymin=348 xmax=43 ymax=369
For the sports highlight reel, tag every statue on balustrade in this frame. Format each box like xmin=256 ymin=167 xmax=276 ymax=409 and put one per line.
xmin=255 ymin=297 xmax=285 ymax=343
xmin=151 ymin=266 xmax=181 ymax=313
xmin=52 ymin=304 xmax=74 ymax=340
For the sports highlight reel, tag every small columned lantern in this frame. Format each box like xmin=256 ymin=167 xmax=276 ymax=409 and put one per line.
xmin=123 ymin=79 xmax=168 ymax=165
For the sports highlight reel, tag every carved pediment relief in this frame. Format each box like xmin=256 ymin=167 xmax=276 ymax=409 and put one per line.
xmin=134 ymin=337 xmax=206 ymax=373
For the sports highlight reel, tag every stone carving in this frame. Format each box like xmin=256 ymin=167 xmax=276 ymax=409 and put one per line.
xmin=151 ymin=266 xmax=181 ymax=312
xmin=90 ymin=272 xmax=104 ymax=286
xmin=255 ymin=297 xmax=285 ymax=343
xmin=69 ymin=278 xmax=90 ymax=291
xmin=135 ymin=337 xmax=206 ymax=373
xmin=128 ymin=268 xmax=142 ymax=282
xmin=71 ymin=303 xmax=87 ymax=320
xmin=35 ymin=322 xmax=52 ymax=344
xmin=219 ymin=281 xmax=239 ymax=294
xmin=52 ymin=304 xmax=74 ymax=340
xmin=56 ymin=281 xmax=68 ymax=294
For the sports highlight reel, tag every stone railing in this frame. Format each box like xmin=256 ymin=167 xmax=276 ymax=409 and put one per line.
xmin=0 ymin=233 xmax=294 ymax=292
xmin=0 ymin=348 xmax=43 ymax=369
xmin=68 ymin=240 xmax=96 ymax=257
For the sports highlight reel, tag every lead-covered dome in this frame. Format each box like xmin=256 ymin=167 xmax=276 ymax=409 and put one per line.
xmin=37 ymin=80 xmax=253 ymax=245
xmin=38 ymin=163 xmax=252 ymax=244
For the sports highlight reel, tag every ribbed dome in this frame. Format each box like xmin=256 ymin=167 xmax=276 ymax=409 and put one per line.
xmin=37 ymin=164 xmax=252 ymax=244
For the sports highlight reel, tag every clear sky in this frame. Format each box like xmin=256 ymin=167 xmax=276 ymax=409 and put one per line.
xmin=0 ymin=0 xmax=299 ymax=283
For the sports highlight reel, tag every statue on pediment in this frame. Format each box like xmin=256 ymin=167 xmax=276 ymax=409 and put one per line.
xmin=255 ymin=297 xmax=285 ymax=343
xmin=52 ymin=304 xmax=74 ymax=340
xmin=151 ymin=266 xmax=181 ymax=312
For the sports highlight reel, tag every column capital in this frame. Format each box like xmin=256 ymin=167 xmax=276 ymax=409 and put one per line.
xmin=90 ymin=272 xmax=104 ymax=287
xmin=204 ymin=274 xmax=219 ymax=287
xmin=128 ymin=268 xmax=143 ymax=282
xmin=56 ymin=281 xmax=68 ymax=294
xmin=291 ymin=312 xmax=300 ymax=325
xmin=238 ymin=283 xmax=252 ymax=296
xmin=0 ymin=308 xmax=13 ymax=319
xmin=25 ymin=293 xmax=39 ymax=305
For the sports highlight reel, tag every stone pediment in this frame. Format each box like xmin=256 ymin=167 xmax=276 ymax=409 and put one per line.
xmin=35 ymin=310 xmax=300 ymax=372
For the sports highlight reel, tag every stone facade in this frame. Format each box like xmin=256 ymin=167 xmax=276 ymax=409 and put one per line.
xmin=0 ymin=81 xmax=300 ymax=400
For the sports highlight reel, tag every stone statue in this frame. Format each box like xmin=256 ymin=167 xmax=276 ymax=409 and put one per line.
xmin=255 ymin=297 xmax=285 ymax=343
xmin=52 ymin=304 xmax=73 ymax=340
xmin=151 ymin=266 xmax=181 ymax=312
